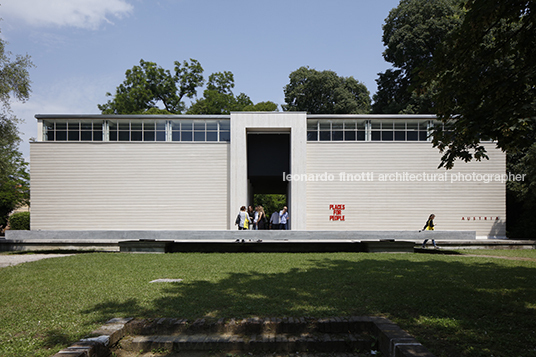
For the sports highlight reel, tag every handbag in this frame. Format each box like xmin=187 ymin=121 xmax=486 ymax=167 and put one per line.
xmin=235 ymin=214 xmax=241 ymax=225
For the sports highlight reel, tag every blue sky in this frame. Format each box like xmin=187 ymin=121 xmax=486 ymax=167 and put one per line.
xmin=1 ymin=0 xmax=401 ymax=159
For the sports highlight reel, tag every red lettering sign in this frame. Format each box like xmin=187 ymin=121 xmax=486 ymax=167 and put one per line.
xmin=329 ymin=204 xmax=346 ymax=222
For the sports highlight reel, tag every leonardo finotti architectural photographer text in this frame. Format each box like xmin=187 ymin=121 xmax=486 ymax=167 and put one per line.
xmin=282 ymin=171 xmax=526 ymax=184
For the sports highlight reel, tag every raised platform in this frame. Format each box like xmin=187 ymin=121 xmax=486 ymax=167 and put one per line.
xmin=2 ymin=229 xmax=527 ymax=253
xmin=4 ymin=229 xmax=476 ymax=242
xmin=4 ymin=230 xmax=533 ymax=253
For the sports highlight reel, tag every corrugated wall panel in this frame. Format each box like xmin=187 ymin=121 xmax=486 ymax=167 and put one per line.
xmin=306 ymin=142 xmax=506 ymax=237
xmin=30 ymin=143 xmax=229 ymax=230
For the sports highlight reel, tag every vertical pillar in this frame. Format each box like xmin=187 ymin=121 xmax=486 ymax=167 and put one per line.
xmin=229 ymin=112 xmax=307 ymax=230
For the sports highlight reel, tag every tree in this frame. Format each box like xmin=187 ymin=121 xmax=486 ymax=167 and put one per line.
xmin=372 ymin=0 xmax=463 ymax=114
xmin=243 ymin=101 xmax=278 ymax=112
xmin=0 ymin=33 xmax=32 ymax=232
xmin=283 ymin=67 xmax=370 ymax=114
xmin=429 ymin=0 xmax=536 ymax=169
xmin=507 ymin=143 xmax=536 ymax=238
xmin=187 ymin=72 xmax=278 ymax=114
xmin=98 ymin=59 xmax=204 ymax=114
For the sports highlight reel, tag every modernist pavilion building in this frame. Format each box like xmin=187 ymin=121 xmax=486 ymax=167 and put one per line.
xmin=28 ymin=112 xmax=506 ymax=239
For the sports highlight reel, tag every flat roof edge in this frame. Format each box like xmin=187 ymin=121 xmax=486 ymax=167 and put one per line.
xmin=306 ymin=114 xmax=437 ymax=119
xmin=35 ymin=114 xmax=231 ymax=120
xmin=35 ymin=113 xmax=438 ymax=120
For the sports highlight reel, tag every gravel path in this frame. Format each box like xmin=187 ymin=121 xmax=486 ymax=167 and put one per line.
xmin=0 ymin=254 xmax=74 ymax=268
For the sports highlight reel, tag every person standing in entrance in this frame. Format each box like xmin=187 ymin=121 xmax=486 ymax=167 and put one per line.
xmin=247 ymin=206 xmax=255 ymax=230
xmin=257 ymin=206 xmax=267 ymax=230
xmin=421 ymin=214 xmax=438 ymax=249
xmin=270 ymin=210 xmax=280 ymax=230
xmin=236 ymin=206 xmax=249 ymax=230
xmin=279 ymin=206 xmax=289 ymax=230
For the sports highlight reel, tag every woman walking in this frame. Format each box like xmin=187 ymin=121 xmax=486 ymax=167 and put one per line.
xmin=421 ymin=214 xmax=438 ymax=249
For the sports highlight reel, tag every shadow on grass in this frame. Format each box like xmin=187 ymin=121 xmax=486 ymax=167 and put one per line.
xmin=42 ymin=329 xmax=74 ymax=349
xmin=85 ymin=256 xmax=536 ymax=356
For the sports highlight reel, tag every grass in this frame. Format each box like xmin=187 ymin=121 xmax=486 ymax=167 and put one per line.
xmin=0 ymin=251 xmax=535 ymax=357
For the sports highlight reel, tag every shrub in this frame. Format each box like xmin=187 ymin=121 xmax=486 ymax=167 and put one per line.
xmin=9 ymin=211 xmax=30 ymax=230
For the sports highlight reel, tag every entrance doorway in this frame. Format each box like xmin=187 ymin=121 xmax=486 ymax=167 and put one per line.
xmin=247 ymin=133 xmax=290 ymax=227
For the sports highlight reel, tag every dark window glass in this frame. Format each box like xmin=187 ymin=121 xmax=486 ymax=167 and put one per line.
xmin=156 ymin=121 xmax=166 ymax=131
xmin=220 ymin=131 xmax=230 ymax=141
xmin=395 ymin=122 xmax=405 ymax=130
xmin=345 ymin=131 xmax=356 ymax=141
xmin=332 ymin=122 xmax=343 ymax=130
xmin=357 ymin=131 xmax=366 ymax=141
xmin=371 ymin=131 xmax=381 ymax=141
xmin=319 ymin=122 xmax=330 ymax=130
xmin=332 ymin=130 xmax=343 ymax=141
xmin=207 ymin=132 xmax=218 ymax=141
xmin=68 ymin=131 xmax=79 ymax=141
xmin=319 ymin=131 xmax=331 ymax=141
xmin=382 ymin=122 xmax=394 ymax=131
xmin=131 ymin=131 xmax=142 ymax=141
xmin=307 ymin=131 xmax=318 ymax=141
xmin=119 ymin=131 xmax=130 ymax=141
xmin=131 ymin=122 xmax=142 ymax=131
xmin=419 ymin=131 xmax=428 ymax=141
xmin=344 ymin=122 xmax=356 ymax=130
xmin=93 ymin=130 xmax=103 ymax=141
xmin=407 ymin=131 xmax=418 ymax=141
xmin=382 ymin=131 xmax=393 ymax=141
xmin=44 ymin=121 xmax=55 ymax=132
xmin=182 ymin=121 xmax=193 ymax=130
xmin=56 ymin=131 xmax=67 ymax=141
xmin=194 ymin=131 xmax=205 ymax=141
xmin=119 ymin=122 xmax=130 ymax=131
xmin=46 ymin=131 xmax=55 ymax=141
xmin=182 ymin=131 xmax=193 ymax=141
xmin=156 ymin=131 xmax=166 ymax=141
xmin=81 ymin=131 xmax=92 ymax=141
xmin=219 ymin=121 xmax=230 ymax=131
xmin=56 ymin=122 xmax=67 ymax=130
xmin=144 ymin=131 xmax=155 ymax=141
xmin=395 ymin=131 xmax=405 ymax=141
xmin=110 ymin=131 xmax=117 ymax=141
xmin=172 ymin=131 xmax=180 ymax=141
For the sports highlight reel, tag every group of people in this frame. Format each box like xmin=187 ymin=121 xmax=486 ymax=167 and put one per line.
xmin=236 ymin=205 xmax=289 ymax=230
xmin=236 ymin=208 xmax=438 ymax=248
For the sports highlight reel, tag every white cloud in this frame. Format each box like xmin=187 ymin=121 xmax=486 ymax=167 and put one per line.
xmin=1 ymin=0 xmax=134 ymax=30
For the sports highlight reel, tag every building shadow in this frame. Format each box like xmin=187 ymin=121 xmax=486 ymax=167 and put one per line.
xmin=83 ymin=256 xmax=536 ymax=356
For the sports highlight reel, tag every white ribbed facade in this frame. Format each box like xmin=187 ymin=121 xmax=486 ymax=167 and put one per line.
xmin=306 ymin=142 xmax=505 ymax=237
xmin=31 ymin=142 xmax=229 ymax=230
xmin=30 ymin=113 xmax=507 ymax=237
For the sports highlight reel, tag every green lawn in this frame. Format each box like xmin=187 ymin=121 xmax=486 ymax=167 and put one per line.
xmin=1 ymin=251 xmax=535 ymax=357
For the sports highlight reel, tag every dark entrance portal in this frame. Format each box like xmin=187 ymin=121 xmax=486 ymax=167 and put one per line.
xmin=247 ymin=133 xmax=290 ymax=194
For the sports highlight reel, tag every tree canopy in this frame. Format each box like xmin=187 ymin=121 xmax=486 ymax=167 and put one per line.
xmin=0 ymin=33 xmax=32 ymax=231
xmin=100 ymin=60 xmax=277 ymax=115
xmin=283 ymin=66 xmax=371 ymax=114
xmin=429 ymin=0 xmax=536 ymax=168
xmin=187 ymin=71 xmax=278 ymax=114
xmin=372 ymin=0 xmax=463 ymax=114
xmin=98 ymin=59 xmax=204 ymax=114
